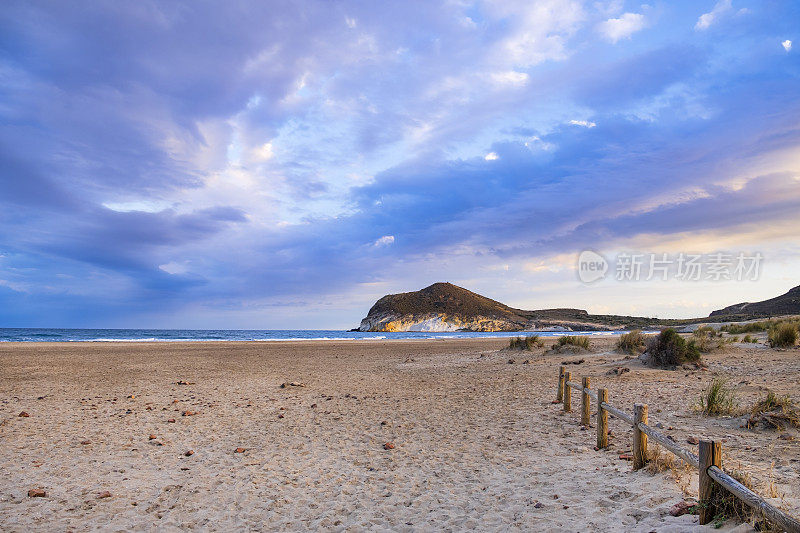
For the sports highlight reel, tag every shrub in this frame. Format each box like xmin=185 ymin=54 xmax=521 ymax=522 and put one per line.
xmin=741 ymin=334 xmax=758 ymax=344
xmin=697 ymin=378 xmax=738 ymax=416
xmin=645 ymin=329 xmax=701 ymax=367
xmin=768 ymin=322 xmax=798 ymax=348
xmin=616 ymin=330 xmax=646 ymax=354
xmin=556 ymin=335 xmax=590 ymax=349
xmin=508 ymin=334 xmax=544 ymax=350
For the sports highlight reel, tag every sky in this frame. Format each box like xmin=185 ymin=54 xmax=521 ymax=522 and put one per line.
xmin=1 ymin=0 xmax=800 ymax=329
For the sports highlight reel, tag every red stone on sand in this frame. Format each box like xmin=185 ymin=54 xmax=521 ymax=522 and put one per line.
xmin=235 ymin=447 xmax=246 ymax=453
xmin=184 ymin=450 xmax=194 ymax=456
xmin=384 ymin=442 xmax=395 ymax=450
xmin=96 ymin=491 xmax=112 ymax=499
xmin=18 ymin=411 xmax=30 ymax=417
xmin=28 ymin=488 xmax=46 ymax=498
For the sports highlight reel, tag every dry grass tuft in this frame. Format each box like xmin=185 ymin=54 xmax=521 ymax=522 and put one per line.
xmin=616 ymin=330 xmax=646 ymax=354
xmin=768 ymin=322 xmax=799 ymax=348
xmin=704 ymin=468 xmax=760 ymax=528
xmin=508 ymin=335 xmax=544 ymax=351
xmin=556 ymin=335 xmax=590 ymax=349
xmin=747 ymin=391 xmax=800 ymax=430
xmin=697 ymin=378 xmax=738 ymax=416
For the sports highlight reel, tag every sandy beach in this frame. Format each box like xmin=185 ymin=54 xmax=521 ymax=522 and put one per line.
xmin=1 ymin=337 xmax=797 ymax=531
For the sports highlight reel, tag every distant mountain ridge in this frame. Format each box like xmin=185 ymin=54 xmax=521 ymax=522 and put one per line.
xmin=709 ymin=284 xmax=800 ymax=318
xmin=357 ymin=282 xmax=800 ymax=332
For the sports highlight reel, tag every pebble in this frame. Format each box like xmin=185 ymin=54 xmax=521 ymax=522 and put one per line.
xmin=96 ymin=491 xmax=112 ymax=499
xmin=384 ymin=442 xmax=395 ymax=450
xmin=148 ymin=434 xmax=157 ymax=440
xmin=27 ymin=488 xmax=46 ymax=498
xmin=184 ymin=450 xmax=194 ymax=457
xmin=235 ymin=447 xmax=246 ymax=453
xmin=18 ymin=411 xmax=30 ymax=417
xmin=686 ymin=436 xmax=699 ymax=445
xmin=167 ymin=419 xmax=176 ymax=423
xmin=80 ymin=440 xmax=91 ymax=445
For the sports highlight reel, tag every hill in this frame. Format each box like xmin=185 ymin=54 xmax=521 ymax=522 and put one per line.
xmin=709 ymin=284 xmax=800 ymax=318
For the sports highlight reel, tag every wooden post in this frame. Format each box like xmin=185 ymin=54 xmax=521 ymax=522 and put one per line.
xmin=633 ymin=403 xmax=648 ymax=470
xmin=581 ymin=377 xmax=591 ymax=426
xmin=556 ymin=366 xmax=565 ymax=402
xmin=563 ymin=371 xmax=572 ymax=412
xmin=597 ymin=388 xmax=608 ymax=449
xmin=699 ymin=440 xmax=722 ymax=525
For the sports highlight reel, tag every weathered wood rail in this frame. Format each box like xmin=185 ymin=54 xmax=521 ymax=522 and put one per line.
xmin=557 ymin=366 xmax=800 ymax=532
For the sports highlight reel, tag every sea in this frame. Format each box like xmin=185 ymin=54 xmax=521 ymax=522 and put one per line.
xmin=0 ymin=328 xmax=628 ymax=343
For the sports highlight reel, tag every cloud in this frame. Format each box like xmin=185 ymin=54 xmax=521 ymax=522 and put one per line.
xmin=598 ymin=12 xmax=646 ymax=43
xmin=1 ymin=1 xmax=800 ymax=327
xmin=695 ymin=0 xmax=732 ymax=31
xmin=373 ymin=235 xmax=395 ymax=247
xmin=782 ymin=40 xmax=792 ymax=52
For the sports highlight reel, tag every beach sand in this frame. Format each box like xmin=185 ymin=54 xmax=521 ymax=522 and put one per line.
xmin=0 ymin=338 xmax=797 ymax=531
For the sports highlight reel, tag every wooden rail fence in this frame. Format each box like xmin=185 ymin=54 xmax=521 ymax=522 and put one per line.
xmin=556 ymin=365 xmax=800 ymax=532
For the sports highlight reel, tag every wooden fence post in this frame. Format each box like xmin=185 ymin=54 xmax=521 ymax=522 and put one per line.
xmin=556 ymin=366 xmax=565 ymax=402
xmin=563 ymin=371 xmax=572 ymax=412
xmin=633 ymin=403 xmax=648 ymax=470
xmin=699 ymin=440 xmax=722 ymax=525
xmin=581 ymin=377 xmax=591 ymax=426
xmin=597 ymin=388 xmax=608 ymax=449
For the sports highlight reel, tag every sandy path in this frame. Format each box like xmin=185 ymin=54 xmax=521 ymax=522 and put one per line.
xmin=0 ymin=339 xmax=796 ymax=531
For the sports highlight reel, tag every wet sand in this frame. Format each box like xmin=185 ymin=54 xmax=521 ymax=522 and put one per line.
xmin=0 ymin=338 xmax=797 ymax=531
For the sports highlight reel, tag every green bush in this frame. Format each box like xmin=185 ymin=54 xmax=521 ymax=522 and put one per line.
xmin=741 ymin=334 xmax=758 ymax=344
xmin=768 ymin=322 xmax=799 ymax=348
xmin=556 ymin=335 xmax=590 ymax=349
xmin=616 ymin=330 xmax=646 ymax=354
xmin=508 ymin=334 xmax=544 ymax=350
xmin=698 ymin=378 xmax=738 ymax=416
xmin=645 ymin=328 xmax=701 ymax=367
